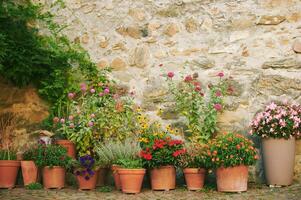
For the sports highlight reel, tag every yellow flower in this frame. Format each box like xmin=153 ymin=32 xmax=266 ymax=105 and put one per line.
xmin=139 ymin=138 xmax=149 ymax=143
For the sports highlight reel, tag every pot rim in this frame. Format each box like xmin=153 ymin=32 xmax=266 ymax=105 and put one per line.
xmin=183 ymin=168 xmax=206 ymax=173
xmin=0 ymin=160 xmax=21 ymax=166
xmin=43 ymin=166 xmax=65 ymax=169
xmin=118 ymin=168 xmax=146 ymax=175
xmin=152 ymin=165 xmax=175 ymax=169
xmin=55 ymin=139 xmax=74 ymax=144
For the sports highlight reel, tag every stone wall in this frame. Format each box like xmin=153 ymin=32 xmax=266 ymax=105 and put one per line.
xmin=34 ymin=0 xmax=301 ymax=182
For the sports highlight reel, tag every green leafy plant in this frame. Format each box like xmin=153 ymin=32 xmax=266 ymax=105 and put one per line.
xmin=34 ymin=144 xmax=73 ymax=169
xmin=97 ymin=186 xmax=113 ymax=193
xmin=204 ymin=133 xmax=258 ymax=169
xmin=0 ymin=149 xmax=17 ymax=160
xmin=177 ymin=143 xmax=208 ymax=169
xmin=165 ymin=71 xmax=233 ymax=142
xmin=22 ymin=147 xmax=37 ymax=161
xmin=116 ymin=158 xmax=144 ymax=169
xmin=25 ymin=182 xmax=43 ymax=190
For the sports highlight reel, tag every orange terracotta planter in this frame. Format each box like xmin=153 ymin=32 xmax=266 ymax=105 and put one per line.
xmin=0 ymin=160 xmax=20 ymax=189
xmin=111 ymin=165 xmax=122 ymax=190
xmin=150 ymin=165 xmax=176 ymax=191
xmin=119 ymin=168 xmax=146 ymax=194
xmin=216 ymin=165 xmax=248 ymax=192
xmin=42 ymin=166 xmax=65 ymax=189
xmin=183 ymin=168 xmax=206 ymax=190
xmin=76 ymin=170 xmax=98 ymax=190
xmin=96 ymin=167 xmax=109 ymax=186
xmin=55 ymin=140 xmax=76 ymax=159
xmin=21 ymin=161 xmax=38 ymax=186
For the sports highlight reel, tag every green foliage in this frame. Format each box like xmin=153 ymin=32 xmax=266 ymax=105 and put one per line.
xmin=97 ymin=186 xmax=113 ymax=193
xmin=25 ymin=182 xmax=43 ymax=190
xmin=0 ymin=0 xmax=108 ymax=123
xmin=204 ymin=133 xmax=258 ymax=169
xmin=116 ymin=158 xmax=144 ymax=169
xmin=0 ymin=149 xmax=17 ymax=160
xmin=22 ymin=147 xmax=36 ymax=161
xmin=177 ymin=143 xmax=208 ymax=169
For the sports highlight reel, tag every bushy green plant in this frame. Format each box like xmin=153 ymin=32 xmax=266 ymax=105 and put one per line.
xmin=165 ymin=71 xmax=233 ymax=142
xmin=22 ymin=147 xmax=36 ymax=161
xmin=97 ymin=186 xmax=113 ymax=193
xmin=116 ymin=158 xmax=144 ymax=169
xmin=94 ymin=139 xmax=140 ymax=167
xmin=0 ymin=149 xmax=17 ymax=160
xmin=25 ymin=182 xmax=43 ymax=190
xmin=177 ymin=143 xmax=208 ymax=169
xmin=204 ymin=133 xmax=258 ymax=169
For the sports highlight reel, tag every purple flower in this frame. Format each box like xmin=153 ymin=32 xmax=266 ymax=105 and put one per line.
xmin=85 ymin=176 xmax=90 ymax=180
xmin=90 ymin=88 xmax=96 ymax=93
xmin=75 ymin=171 xmax=81 ymax=176
xmin=68 ymin=92 xmax=75 ymax=99
xmin=88 ymin=121 xmax=94 ymax=127
xmin=104 ymin=88 xmax=110 ymax=94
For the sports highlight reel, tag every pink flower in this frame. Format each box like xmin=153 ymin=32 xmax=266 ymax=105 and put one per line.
xmin=167 ymin=72 xmax=174 ymax=78
xmin=104 ymin=88 xmax=110 ymax=94
xmin=195 ymin=85 xmax=201 ymax=91
xmin=53 ymin=117 xmax=60 ymax=123
xmin=215 ymin=90 xmax=222 ymax=97
xmin=80 ymin=83 xmax=87 ymax=91
xmin=90 ymin=88 xmax=96 ymax=93
xmin=88 ymin=121 xmax=94 ymax=127
xmin=68 ymin=92 xmax=75 ymax=99
xmin=90 ymin=114 xmax=95 ymax=118
xmin=213 ymin=104 xmax=222 ymax=111
xmin=217 ymin=72 xmax=224 ymax=78
xmin=60 ymin=118 xmax=65 ymax=123
xmin=99 ymin=92 xmax=104 ymax=97
xmin=68 ymin=115 xmax=74 ymax=121
xmin=69 ymin=123 xmax=75 ymax=128
xmin=184 ymin=75 xmax=193 ymax=82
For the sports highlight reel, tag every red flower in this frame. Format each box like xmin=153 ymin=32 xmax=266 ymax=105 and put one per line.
xmin=168 ymin=139 xmax=183 ymax=146
xmin=214 ymin=104 xmax=222 ymax=111
xmin=172 ymin=149 xmax=186 ymax=157
xmin=167 ymin=72 xmax=174 ymax=78
xmin=217 ymin=72 xmax=224 ymax=78
xmin=184 ymin=75 xmax=193 ymax=82
xmin=195 ymin=85 xmax=201 ymax=92
xmin=153 ymin=139 xmax=167 ymax=149
xmin=193 ymin=81 xmax=201 ymax=87
xmin=140 ymin=150 xmax=152 ymax=160
xmin=236 ymin=144 xmax=241 ymax=150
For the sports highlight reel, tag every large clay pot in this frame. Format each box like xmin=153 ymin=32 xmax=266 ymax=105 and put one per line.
xmin=76 ymin=170 xmax=98 ymax=190
xmin=183 ymin=168 xmax=205 ymax=191
xmin=21 ymin=161 xmax=38 ymax=186
xmin=55 ymin=140 xmax=76 ymax=159
xmin=42 ymin=166 xmax=65 ymax=189
xmin=111 ymin=165 xmax=121 ymax=190
xmin=150 ymin=165 xmax=176 ymax=191
xmin=96 ymin=167 xmax=109 ymax=186
xmin=216 ymin=165 xmax=248 ymax=192
xmin=262 ymin=137 xmax=295 ymax=186
xmin=0 ymin=160 xmax=20 ymax=189
xmin=118 ymin=168 xmax=146 ymax=194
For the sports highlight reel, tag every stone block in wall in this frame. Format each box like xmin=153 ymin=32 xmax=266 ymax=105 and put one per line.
xmin=256 ymin=15 xmax=286 ymax=25
xmin=262 ymin=58 xmax=301 ymax=69
xmin=129 ymin=45 xmax=150 ymax=68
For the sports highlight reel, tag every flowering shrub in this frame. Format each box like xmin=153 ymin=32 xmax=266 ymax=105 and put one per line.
xmin=204 ymin=133 xmax=258 ymax=169
xmin=139 ymin=123 xmax=185 ymax=168
xmin=74 ymin=155 xmax=97 ymax=180
xmin=54 ymin=82 xmax=140 ymax=155
xmin=177 ymin=143 xmax=208 ymax=169
xmin=250 ymin=102 xmax=301 ymax=139
xmin=165 ymin=71 xmax=233 ymax=142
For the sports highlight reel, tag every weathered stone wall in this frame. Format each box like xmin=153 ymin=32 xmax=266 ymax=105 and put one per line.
xmin=34 ymin=0 xmax=301 ymax=182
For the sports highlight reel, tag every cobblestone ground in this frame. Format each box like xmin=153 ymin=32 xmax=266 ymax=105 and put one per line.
xmin=0 ymin=183 xmax=301 ymax=200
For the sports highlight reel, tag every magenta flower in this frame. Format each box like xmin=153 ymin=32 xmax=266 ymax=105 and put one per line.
xmin=104 ymin=88 xmax=110 ymax=94
xmin=184 ymin=75 xmax=193 ymax=82
xmin=68 ymin=92 xmax=75 ymax=99
xmin=68 ymin=115 xmax=74 ymax=121
xmin=195 ymin=85 xmax=201 ymax=92
xmin=167 ymin=72 xmax=174 ymax=78
xmin=99 ymin=92 xmax=104 ymax=97
xmin=88 ymin=121 xmax=94 ymax=127
xmin=69 ymin=123 xmax=75 ymax=128
xmin=80 ymin=83 xmax=87 ymax=92
xmin=215 ymin=90 xmax=222 ymax=97
xmin=60 ymin=118 xmax=65 ymax=123
xmin=214 ymin=104 xmax=222 ymax=111
xmin=53 ymin=117 xmax=60 ymax=123
xmin=90 ymin=113 xmax=95 ymax=118
xmin=90 ymin=88 xmax=96 ymax=93
xmin=217 ymin=72 xmax=224 ymax=78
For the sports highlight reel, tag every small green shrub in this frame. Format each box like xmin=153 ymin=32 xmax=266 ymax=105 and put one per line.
xmin=97 ymin=186 xmax=113 ymax=193
xmin=0 ymin=149 xmax=17 ymax=160
xmin=116 ymin=158 xmax=143 ymax=169
xmin=25 ymin=182 xmax=43 ymax=190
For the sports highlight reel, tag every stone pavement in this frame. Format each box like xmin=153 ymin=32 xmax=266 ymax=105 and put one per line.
xmin=0 ymin=183 xmax=301 ymax=200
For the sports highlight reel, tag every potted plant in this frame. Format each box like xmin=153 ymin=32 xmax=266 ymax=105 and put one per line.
xmin=116 ymin=158 xmax=146 ymax=194
xmin=178 ymin=143 xmax=207 ymax=190
xmin=95 ymin=139 xmax=141 ymax=190
xmin=205 ymin=133 xmax=258 ymax=192
xmin=21 ymin=147 xmax=39 ymax=186
xmin=35 ymin=144 xmax=73 ymax=189
xmin=139 ymin=122 xmax=185 ymax=191
xmin=250 ymin=101 xmax=301 ymax=186
xmin=0 ymin=149 xmax=20 ymax=189
xmin=74 ymin=154 xmax=99 ymax=190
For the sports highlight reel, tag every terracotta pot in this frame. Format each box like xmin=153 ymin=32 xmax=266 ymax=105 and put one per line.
xmin=76 ymin=170 xmax=98 ymax=190
xmin=150 ymin=165 xmax=176 ymax=191
xmin=96 ymin=167 xmax=109 ymax=186
xmin=55 ymin=140 xmax=76 ymax=159
xmin=262 ymin=137 xmax=295 ymax=186
xmin=119 ymin=168 xmax=146 ymax=194
xmin=183 ymin=168 xmax=206 ymax=190
xmin=216 ymin=165 xmax=248 ymax=192
xmin=42 ymin=166 xmax=65 ymax=189
xmin=111 ymin=165 xmax=122 ymax=190
xmin=0 ymin=160 xmax=20 ymax=189
xmin=21 ymin=161 xmax=38 ymax=186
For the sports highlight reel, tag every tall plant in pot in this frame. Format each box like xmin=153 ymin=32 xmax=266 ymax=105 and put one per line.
xmin=250 ymin=101 xmax=301 ymax=186
xmin=0 ymin=149 xmax=20 ymax=189
xmin=116 ymin=158 xmax=146 ymax=194
xmin=178 ymin=143 xmax=208 ymax=191
xmin=139 ymin=122 xmax=185 ymax=191
xmin=205 ymin=133 xmax=258 ymax=192
xmin=35 ymin=144 xmax=73 ymax=189
xmin=22 ymin=147 xmax=39 ymax=186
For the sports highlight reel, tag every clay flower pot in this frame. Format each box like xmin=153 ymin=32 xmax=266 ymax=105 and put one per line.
xmin=262 ymin=137 xmax=295 ymax=186
xmin=42 ymin=166 xmax=65 ymax=189
xmin=76 ymin=170 xmax=98 ymax=190
xmin=118 ymin=168 xmax=146 ymax=194
xmin=21 ymin=161 xmax=38 ymax=186
xmin=55 ymin=140 xmax=76 ymax=159
xmin=111 ymin=165 xmax=122 ymax=190
xmin=216 ymin=165 xmax=248 ymax=192
xmin=96 ymin=167 xmax=109 ymax=186
xmin=150 ymin=165 xmax=176 ymax=191
xmin=183 ymin=168 xmax=206 ymax=190
xmin=0 ymin=160 xmax=20 ymax=189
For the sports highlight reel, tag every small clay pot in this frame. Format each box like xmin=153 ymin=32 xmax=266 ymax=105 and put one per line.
xmin=0 ymin=160 xmax=21 ymax=189
xmin=55 ymin=140 xmax=76 ymax=159
xmin=216 ymin=165 xmax=248 ymax=192
xmin=150 ymin=165 xmax=176 ymax=191
xmin=118 ymin=168 xmax=146 ymax=194
xmin=96 ymin=167 xmax=109 ymax=186
xmin=183 ymin=168 xmax=206 ymax=190
xmin=76 ymin=170 xmax=98 ymax=190
xmin=42 ymin=166 xmax=65 ymax=189
xmin=111 ymin=165 xmax=122 ymax=190
xmin=21 ymin=161 xmax=38 ymax=186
